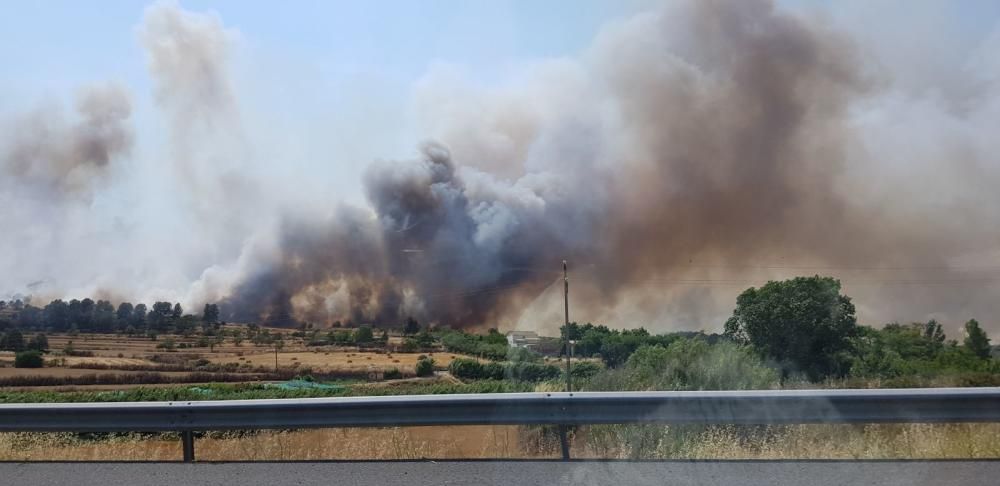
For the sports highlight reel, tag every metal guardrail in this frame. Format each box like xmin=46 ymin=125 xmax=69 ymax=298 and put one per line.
xmin=2 ymin=388 xmax=1000 ymax=461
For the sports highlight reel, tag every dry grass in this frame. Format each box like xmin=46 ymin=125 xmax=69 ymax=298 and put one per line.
xmin=0 ymin=426 xmax=556 ymax=461
xmin=574 ymin=423 xmax=1000 ymax=460
xmin=208 ymin=350 xmax=466 ymax=373
xmin=2 ymin=424 xmax=999 ymax=461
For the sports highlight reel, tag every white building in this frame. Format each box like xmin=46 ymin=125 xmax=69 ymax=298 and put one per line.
xmin=506 ymin=330 xmax=540 ymax=349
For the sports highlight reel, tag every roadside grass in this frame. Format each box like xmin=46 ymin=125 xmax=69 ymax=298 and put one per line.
xmin=2 ymin=423 xmax=999 ymax=461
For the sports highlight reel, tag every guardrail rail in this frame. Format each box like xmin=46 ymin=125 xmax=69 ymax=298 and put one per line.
xmin=2 ymin=388 xmax=1000 ymax=461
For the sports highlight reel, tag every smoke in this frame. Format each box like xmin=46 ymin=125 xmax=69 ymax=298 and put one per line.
xmin=1 ymin=83 xmax=132 ymax=198
xmin=4 ymin=0 xmax=1000 ymax=334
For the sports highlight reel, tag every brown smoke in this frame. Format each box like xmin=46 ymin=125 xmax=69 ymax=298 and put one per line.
xmin=217 ymin=0 xmax=1000 ymax=331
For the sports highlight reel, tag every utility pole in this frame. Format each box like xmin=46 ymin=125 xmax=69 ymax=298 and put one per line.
xmin=563 ymin=260 xmax=571 ymax=392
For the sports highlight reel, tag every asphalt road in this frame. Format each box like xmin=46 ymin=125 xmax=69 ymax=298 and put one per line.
xmin=2 ymin=460 xmax=998 ymax=486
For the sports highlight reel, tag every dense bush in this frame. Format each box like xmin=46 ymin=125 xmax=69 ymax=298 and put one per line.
xmin=582 ymin=338 xmax=779 ymax=391
xmin=561 ymin=322 xmax=694 ymax=368
xmin=14 ymin=350 xmax=44 ymax=368
xmin=448 ymin=358 xmax=561 ymax=382
xmin=568 ymin=361 xmax=602 ymax=380
xmin=415 ymin=357 xmax=435 ymax=377
xmin=440 ymin=331 xmax=508 ymax=361
xmin=384 ymin=367 xmax=403 ymax=380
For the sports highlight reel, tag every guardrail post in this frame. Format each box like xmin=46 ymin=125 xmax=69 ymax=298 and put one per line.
xmin=558 ymin=425 xmax=571 ymax=460
xmin=182 ymin=431 xmax=195 ymax=462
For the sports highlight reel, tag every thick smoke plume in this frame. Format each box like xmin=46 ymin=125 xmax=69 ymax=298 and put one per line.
xmin=220 ymin=0 xmax=1000 ymax=331
xmin=4 ymin=0 xmax=1000 ymax=334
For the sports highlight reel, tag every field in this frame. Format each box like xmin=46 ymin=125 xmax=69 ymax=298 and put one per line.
xmin=0 ymin=330 xmax=470 ymax=390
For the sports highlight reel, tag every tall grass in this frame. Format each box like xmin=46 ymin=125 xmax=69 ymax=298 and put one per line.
xmin=3 ymin=423 xmax=999 ymax=461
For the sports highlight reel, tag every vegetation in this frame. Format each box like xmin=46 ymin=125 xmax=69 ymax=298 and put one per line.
xmin=582 ymin=339 xmax=779 ymax=391
xmin=724 ymin=276 xmax=858 ymax=380
xmin=415 ymin=356 xmax=435 ymax=377
xmin=439 ymin=329 xmax=509 ymax=360
xmin=448 ymin=358 xmax=561 ymax=382
xmin=14 ymin=350 xmax=45 ymax=368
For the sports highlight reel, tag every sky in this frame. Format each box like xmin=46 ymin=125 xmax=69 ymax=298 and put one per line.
xmin=3 ymin=1 xmax=1000 ymax=332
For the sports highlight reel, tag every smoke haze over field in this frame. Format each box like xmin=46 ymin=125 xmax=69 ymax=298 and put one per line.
xmin=3 ymin=0 xmax=1000 ymax=334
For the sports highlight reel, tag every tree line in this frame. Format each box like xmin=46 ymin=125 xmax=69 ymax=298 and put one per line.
xmin=0 ymin=298 xmax=221 ymax=337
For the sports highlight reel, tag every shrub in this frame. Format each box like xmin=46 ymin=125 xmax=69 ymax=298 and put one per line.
xmin=449 ymin=358 xmax=484 ymax=378
xmin=14 ymin=351 xmax=44 ymax=368
xmin=384 ymin=368 xmax=403 ymax=380
xmin=583 ymin=339 xmax=779 ymax=391
xmin=448 ymin=358 xmax=561 ymax=382
xmin=568 ymin=361 xmax=602 ymax=380
xmin=415 ymin=357 xmax=435 ymax=377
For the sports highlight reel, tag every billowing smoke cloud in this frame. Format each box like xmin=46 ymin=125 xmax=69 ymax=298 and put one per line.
xmin=218 ymin=0 xmax=1000 ymax=332
xmin=4 ymin=0 xmax=1000 ymax=334
xmin=1 ymin=83 xmax=132 ymax=198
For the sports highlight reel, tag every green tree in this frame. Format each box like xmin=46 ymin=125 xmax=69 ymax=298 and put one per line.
xmin=132 ymin=303 xmax=147 ymax=327
xmin=964 ymin=319 xmax=991 ymax=359
xmin=1 ymin=329 xmax=25 ymax=352
xmin=14 ymin=350 xmax=44 ymax=368
xmin=202 ymin=303 xmax=220 ymax=323
xmin=354 ymin=325 xmax=374 ymax=344
xmin=116 ymin=302 xmax=134 ymax=322
xmin=724 ymin=276 xmax=858 ymax=381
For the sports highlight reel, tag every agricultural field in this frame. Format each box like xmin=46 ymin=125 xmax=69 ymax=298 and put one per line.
xmin=0 ymin=329 xmax=471 ymax=391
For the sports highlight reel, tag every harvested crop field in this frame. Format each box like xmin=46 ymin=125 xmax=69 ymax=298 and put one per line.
xmin=209 ymin=350 xmax=467 ymax=373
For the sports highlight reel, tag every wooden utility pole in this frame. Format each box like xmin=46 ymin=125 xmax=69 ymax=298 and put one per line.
xmin=564 ymin=260 xmax=571 ymax=392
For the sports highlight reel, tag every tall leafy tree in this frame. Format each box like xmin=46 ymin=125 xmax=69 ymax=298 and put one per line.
xmin=724 ymin=276 xmax=859 ymax=381
xmin=964 ymin=319 xmax=991 ymax=359
xmin=132 ymin=303 xmax=147 ymax=327
xmin=116 ymin=302 xmax=134 ymax=322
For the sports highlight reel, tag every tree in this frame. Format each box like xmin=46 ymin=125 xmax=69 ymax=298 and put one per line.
xmin=94 ymin=300 xmax=115 ymax=332
xmin=149 ymin=302 xmax=174 ymax=331
xmin=172 ymin=303 xmax=183 ymax=319
xmin=202 ymin=303 xmax=219 ymax=323
xmin=724 ymin=276 xmax=859 ymax=381
xmin=1 ymin=329 xmax=25 ymax=352
xmin=415 ymin=356 xmax=435 ymax=377
xmin=43 ymin=299 xmax=69 ymax=331
xmin=354 ymin=325 xmax=374 ymax=344
xmin=116 ymin=302 xmax=134 ymax=322
xmin=132 ymin=303 xmax=147 ymax=326
xmin=964 ymin=319 xmax=991 ymax=359
xmin=403 ymin=317 xmax=420 ymax=335
xmin=14 ymin=350 xmax=44 ymax=368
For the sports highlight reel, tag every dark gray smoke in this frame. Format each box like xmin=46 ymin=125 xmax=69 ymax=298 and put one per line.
xmin=219 ymin=0 xmax=1000 ymax=331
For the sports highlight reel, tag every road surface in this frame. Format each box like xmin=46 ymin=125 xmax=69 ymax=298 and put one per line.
xmin=2 ymin=460 xmax=997 ymax=485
